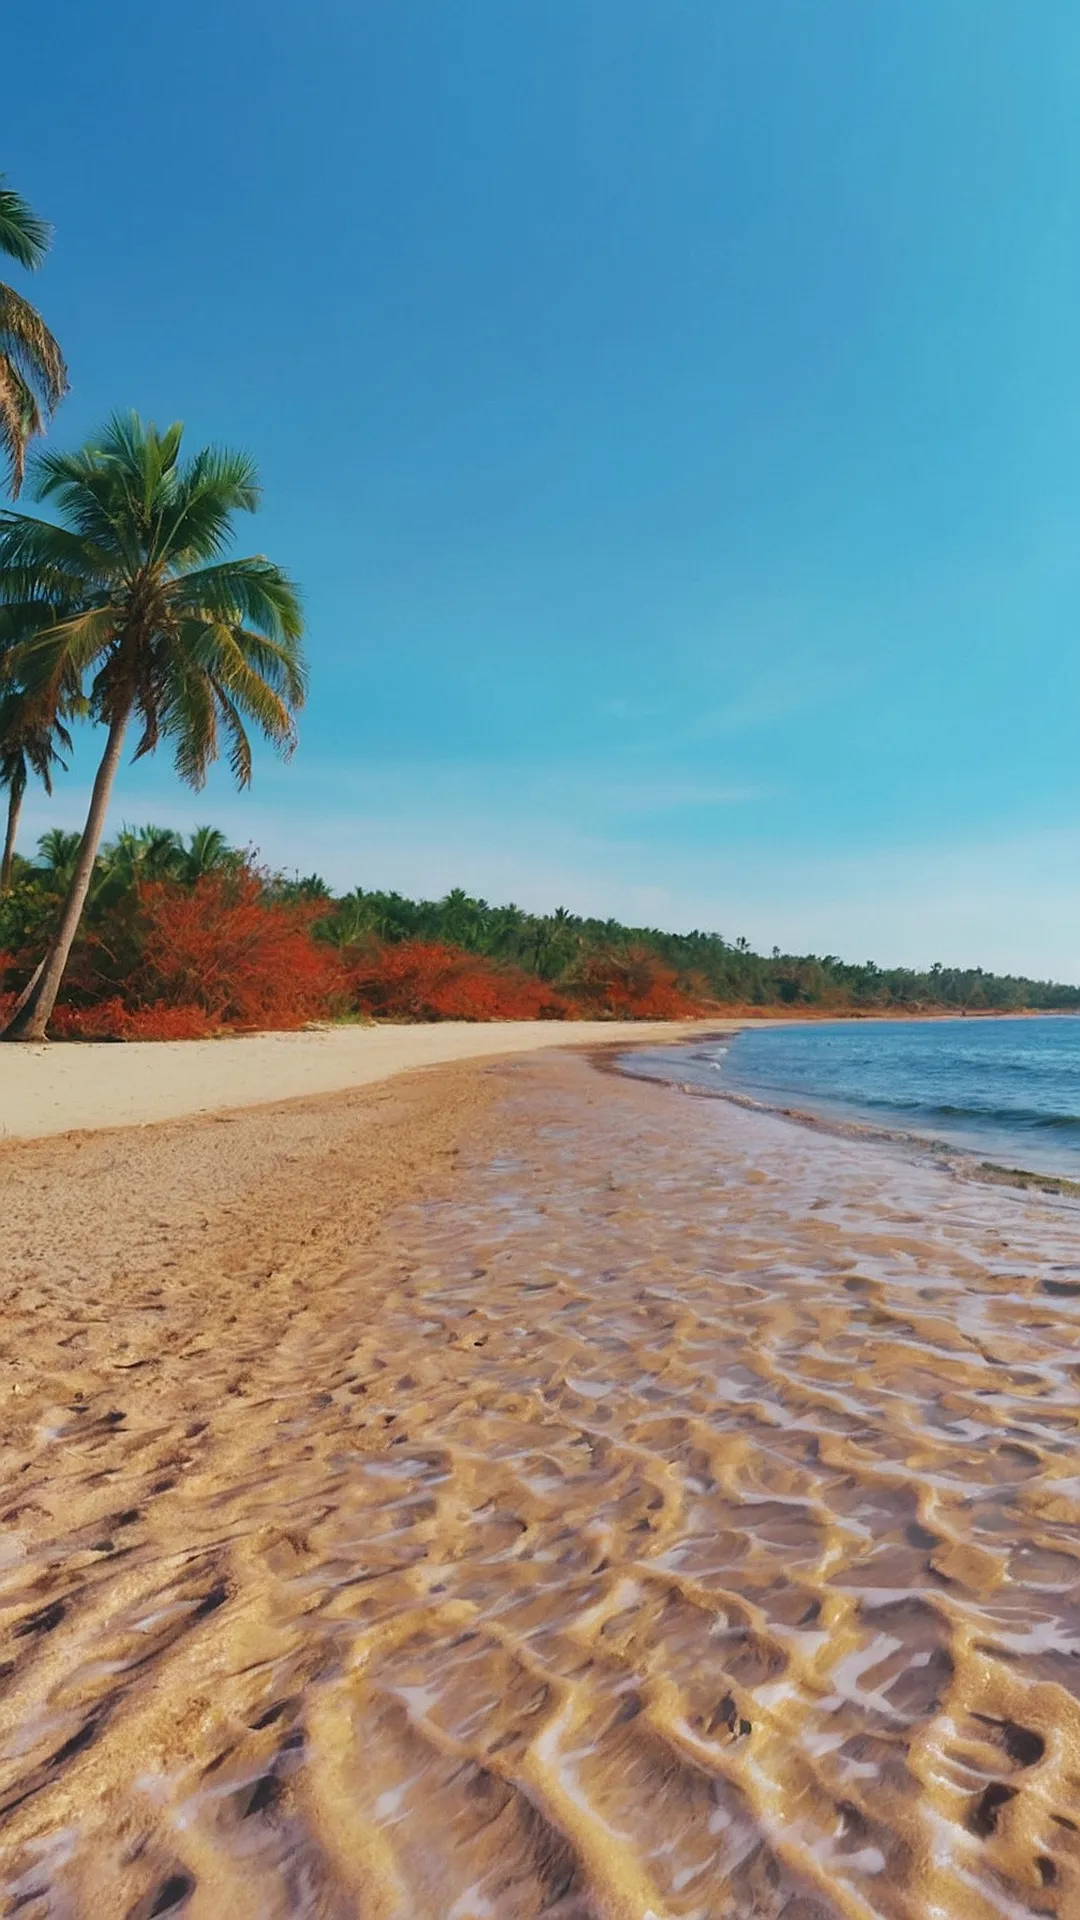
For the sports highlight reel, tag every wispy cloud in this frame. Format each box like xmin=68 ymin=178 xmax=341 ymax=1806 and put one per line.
xmin=689 ymin=665 xmax=865 ymax=738
xmin=593 ymin=778 xmax=765 ymax=813
xmin=599 ymin=696 xmax=674 ymax=722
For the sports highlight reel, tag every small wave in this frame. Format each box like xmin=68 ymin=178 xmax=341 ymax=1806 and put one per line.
xmin=930 ymin=1104 xmax=1080 ymax=1132
xmin=620 ymin=1036 xmax=1080 ymax=1184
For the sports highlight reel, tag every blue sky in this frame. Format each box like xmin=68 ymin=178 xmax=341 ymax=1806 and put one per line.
xmin=7 ymin=1 xmax=1080 ymax=975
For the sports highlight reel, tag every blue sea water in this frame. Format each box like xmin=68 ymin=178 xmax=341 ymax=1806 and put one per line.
xmin=623 ymin=1016 xmax=1080 ymax=1179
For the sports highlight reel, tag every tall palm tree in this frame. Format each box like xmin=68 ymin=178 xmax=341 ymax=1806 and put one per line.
xmin=0 ymin=412 xmax=305 ymax=1040
xmin=0 ymin=688 xmax=72 ymax=891
xmin=0 ymin=178 xmax=67 ymax=496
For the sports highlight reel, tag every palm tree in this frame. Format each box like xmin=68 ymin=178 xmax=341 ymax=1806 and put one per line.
xmin=0 ymin=412 xmax=305 ymax=1040
xmin=439 ymin=886 xmax=487 ymax=950
xmin=181 ymin=823 xmax=240 ymax=883
xmin=98 ymin=823 xmax=185 ymax=895
xmin=36 ymin=825 xmax=81 ymax=882
xmin=0 ymin=688 xmax=72 ymax=891
xmin=0 ymin=178 xmax=67 ymax=496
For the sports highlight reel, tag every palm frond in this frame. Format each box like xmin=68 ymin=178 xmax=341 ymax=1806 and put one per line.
xmin=0 ymin=600 xmax=65 ymax=656
xmin=180 ymin=443 xmax=259 ymax=512
xmin=168 ymin=616 xmax=296 ymax=771
xmin=0 ymin=283 xmax=67 ymax=405
xmin=154 ymin=636 xmax=220 ymax=787
xmin=0 ymin=741 xmax=27 ymax=795
xmin=30 ymin=449 xmax=145 ymax=571
xmin=11 ymin=606 xmax=118 ymax=717
xmin=0 ymin=182 xmax=51 ymax=272
xmin=200 ymin=624 xmax=296 ymax=750
xmin=225 ymin=624 xmax=307 ymax=708
xmin=168 ymin=556 xmax=303 ymax=645
xmin=0 ymin=682 xmax=71 ymax=797
xmin=0 ymin=357 xmax=40 ymax=495
xmin=95 ymin=413 xmax=184 ymax=531
xmin=0 ymin=509 xmax=118 ymax=588
xmin=209 ymin=680 xmax=254 ymax=787
xmin=154 ymin=455 xmax=260 ymax=569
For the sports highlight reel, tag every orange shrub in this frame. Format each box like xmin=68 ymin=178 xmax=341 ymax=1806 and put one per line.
xmin=136 ymin=872 xmax=348 ymax=1029
xmin=347 ymin=940 xmax=567 ymax=1021
xmin=565 ymin=947 xmax=705 ymax=1019
xmin=4 ymin=893 xmax=713 ymax=1042
xmin=48 ymin=999 xmax=214 ymax=1040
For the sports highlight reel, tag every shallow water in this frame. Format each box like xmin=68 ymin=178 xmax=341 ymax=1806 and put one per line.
xmin=4 ymin=1054 xmax=1080 ymax=1917
xmin=625 ymin=1017 xmax=1080 ymax=1179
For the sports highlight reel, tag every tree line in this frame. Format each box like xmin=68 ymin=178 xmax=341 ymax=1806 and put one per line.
xmin=288 ymin=876 xmax=1080 ymax=1012
xmin=5 ymin=826 xmax=1077 ymax=1021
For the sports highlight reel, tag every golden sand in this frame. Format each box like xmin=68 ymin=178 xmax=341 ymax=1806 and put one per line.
xmin=1 ymin=1049 xmax=1079 ymax=1917
xmin=0 ymin=1018 xmax=723 ymax=1140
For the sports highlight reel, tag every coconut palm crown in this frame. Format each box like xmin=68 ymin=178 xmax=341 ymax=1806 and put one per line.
xmin=0 ymin=177 xmax=67 ymax=495
xmin=0 ymin=687 xmax=72 ymax=893
xmin=0 ymin=411 xmax=305 ymax=1038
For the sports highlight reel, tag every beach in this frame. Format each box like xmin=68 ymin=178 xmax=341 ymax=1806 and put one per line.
xmin=0 ymin=1018 xmax=727 ymax=1140
xmin=2 ymin=1040 xmax=1080 ymax=1917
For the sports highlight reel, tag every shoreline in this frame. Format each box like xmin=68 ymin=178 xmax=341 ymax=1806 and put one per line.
xmin=0 ymin=1004 xmax=1064 ymax=1148
xmin=0 ymin=1016 xmax=731 ymax=1143
xmin=613 ymin=1017 xmax=1080 ymax=1199
xmin=614 ymin=1058 xmax=1080 ymax=1201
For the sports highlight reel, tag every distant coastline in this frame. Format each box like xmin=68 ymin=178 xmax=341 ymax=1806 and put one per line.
xmin=4 ymin=821 xmax=1076 ymax=1042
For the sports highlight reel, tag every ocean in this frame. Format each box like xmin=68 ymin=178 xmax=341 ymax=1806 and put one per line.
xmin=621 ymin=1013 xmax=1080 ymax=1180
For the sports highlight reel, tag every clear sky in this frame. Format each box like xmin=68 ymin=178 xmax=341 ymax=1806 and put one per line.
xmin=6 ymin=1 xmax=1080 ymax=976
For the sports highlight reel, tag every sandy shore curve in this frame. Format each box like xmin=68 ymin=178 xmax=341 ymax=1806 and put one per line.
xmin=0 ymin=1017 xmax=728 ymax=1141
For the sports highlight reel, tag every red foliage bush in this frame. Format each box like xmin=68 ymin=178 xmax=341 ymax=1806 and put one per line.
xmin=49 ymin=999 xmax=213 ymax=1041
xmin=347 ymin=940 xmax=567 ymax=1022
xmin=3 ymin=884 xmax=709 ymax=1042
xmin=135 ymin=872 xmax=348 ymax=1029
xmin=565 ymin=947 xmax=705 ymax=1019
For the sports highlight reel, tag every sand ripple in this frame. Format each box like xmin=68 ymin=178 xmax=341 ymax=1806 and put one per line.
xmin=3 ymin=1055 xmax=1080 ymax=1917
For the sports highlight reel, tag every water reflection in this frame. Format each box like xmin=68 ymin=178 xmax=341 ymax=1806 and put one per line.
xmin=3 ymin=1058 xmax=1080 ymax=1917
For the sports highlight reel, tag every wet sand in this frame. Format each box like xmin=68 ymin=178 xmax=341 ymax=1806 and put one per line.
xmin=3 ymin=1049 xmax=1080 ymax=1917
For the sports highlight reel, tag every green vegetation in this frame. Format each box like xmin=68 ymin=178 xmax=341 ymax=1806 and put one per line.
xmin=0 ymin=682 xmax=73 ymax=892
xmin=4 ymin=824 xmax=1077 ymax=1024
xmin=302 ymin=877 xmax=1080 ymax=1011
xmin=0 ymin=176 xmax=66 ymax=495
xmin=0 ymin=414 xmax=305 ymax=1039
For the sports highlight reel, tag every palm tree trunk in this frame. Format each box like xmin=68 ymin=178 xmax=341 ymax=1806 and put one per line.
xmin=2 ymin=711 xmax=128 ymax=1042
xmin=9 ymin=954 xmax=44 ymax=1017
xmin=0 ymin=773 xmax=24 ymax=894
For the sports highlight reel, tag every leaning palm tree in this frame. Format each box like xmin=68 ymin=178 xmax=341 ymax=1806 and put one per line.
xmin=0 ymin=412 xmax=305 ymax=1040
xmin=0 ymin=177 xmax=67 ymax=495
xmin=0 ymin=688 xmax=72 ymax=891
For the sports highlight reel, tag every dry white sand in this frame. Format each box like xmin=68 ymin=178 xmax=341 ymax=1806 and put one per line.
xmin=0 ymin=1018 xmax=731 ymax=1141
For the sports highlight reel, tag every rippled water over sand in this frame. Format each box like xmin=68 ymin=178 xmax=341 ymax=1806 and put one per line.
xmin=4 ymin=1054 xmax=1080 ymax=1917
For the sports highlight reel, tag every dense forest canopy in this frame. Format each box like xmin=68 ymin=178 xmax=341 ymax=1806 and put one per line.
xmin=2 ymin=825 xmax=1077 ymax=1035
xmin=309 ymin=876 xmax=1079 ymax=1011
